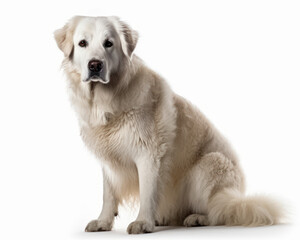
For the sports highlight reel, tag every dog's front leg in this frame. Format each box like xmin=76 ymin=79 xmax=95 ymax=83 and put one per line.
xmin=127 ymin=154 xmax=159 ymax=234
xmin=85 ymin=168 xmax=118 ymax=232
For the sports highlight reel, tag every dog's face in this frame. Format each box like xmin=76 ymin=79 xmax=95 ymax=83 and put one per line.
xmin=54 ymin=16 xmax=138 ymax=85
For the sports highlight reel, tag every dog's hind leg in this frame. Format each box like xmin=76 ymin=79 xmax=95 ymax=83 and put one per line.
xmin=183 ymin=152 xmax=244 ymax=227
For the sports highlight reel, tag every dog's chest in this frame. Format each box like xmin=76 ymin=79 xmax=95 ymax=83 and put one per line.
xmin=80 ymin=109 xmax=154 ymax=164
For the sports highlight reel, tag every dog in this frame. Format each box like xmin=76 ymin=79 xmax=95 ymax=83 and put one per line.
xmin=54 ymin=16 xmax=283 ymax=234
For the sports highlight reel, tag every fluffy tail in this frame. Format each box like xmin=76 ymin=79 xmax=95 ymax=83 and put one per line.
xmin=208 ymin=188 xmax=283 ymax=226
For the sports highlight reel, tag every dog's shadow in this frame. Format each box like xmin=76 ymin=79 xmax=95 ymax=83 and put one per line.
xmin=153 ymin=223 xmax=290 ymax=237
xmin=77 ymin=224 xmax=290 ymax=238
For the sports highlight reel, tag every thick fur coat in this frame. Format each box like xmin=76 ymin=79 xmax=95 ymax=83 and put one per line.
xmin=54 ymin=16 xmax=283 ymax=234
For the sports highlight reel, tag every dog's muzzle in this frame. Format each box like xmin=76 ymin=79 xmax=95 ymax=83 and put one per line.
xmin=84 ymin=59 xmax=109 ymax=84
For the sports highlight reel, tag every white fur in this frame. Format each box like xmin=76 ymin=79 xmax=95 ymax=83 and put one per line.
xmin=54 ymin=16 xmax=284 ymax=234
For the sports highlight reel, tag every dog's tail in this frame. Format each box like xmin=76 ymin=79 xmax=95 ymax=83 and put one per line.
xmin=208 ymin=188 xmax=284 ymax=226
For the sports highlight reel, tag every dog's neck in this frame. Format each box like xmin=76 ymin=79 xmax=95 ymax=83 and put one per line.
xmin=65 ymin=55 xmax=152 ymax=127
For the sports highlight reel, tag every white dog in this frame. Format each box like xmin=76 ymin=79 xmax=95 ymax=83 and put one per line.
xmin=54 ymin=16 xmax=283 ymax=234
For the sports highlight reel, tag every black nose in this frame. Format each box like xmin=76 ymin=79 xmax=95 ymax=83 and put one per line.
xmin=88 ymin=60 xmax=103 ymax=73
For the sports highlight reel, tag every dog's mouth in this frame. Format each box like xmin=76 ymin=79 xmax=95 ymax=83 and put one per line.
xmin=83 ymin=75 xmax=109 ymax=84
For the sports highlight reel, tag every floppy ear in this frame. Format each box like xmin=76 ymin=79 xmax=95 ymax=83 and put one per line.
xmin=54 ymin=16 xmax=81 ymax=57
xmin=111 ymin=17 xmax=139 ymax=59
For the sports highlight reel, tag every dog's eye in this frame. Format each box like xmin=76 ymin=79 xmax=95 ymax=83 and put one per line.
xmin=104 ymin=40 xmax=113 ymax=48
xmin=79 ymin=40 xmax=87 ymax=47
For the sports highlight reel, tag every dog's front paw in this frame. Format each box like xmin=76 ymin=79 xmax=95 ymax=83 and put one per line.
xmin=85 ymin=219 xmax=112 ymax=232
xmin=127 ymin=220 xmax=154 ymax=234
xmin=183 ymin=214 xmax=209 ymax=227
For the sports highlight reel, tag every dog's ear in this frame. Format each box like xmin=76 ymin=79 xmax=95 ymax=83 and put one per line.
xmin=111 ymin=17 xmax=139 ymax=59
xmin=54 ymin=16 xmax=81 ymax=57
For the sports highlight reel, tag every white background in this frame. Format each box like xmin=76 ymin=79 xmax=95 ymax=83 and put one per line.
xmin=0 ymin=0 xmax=299 ymax=239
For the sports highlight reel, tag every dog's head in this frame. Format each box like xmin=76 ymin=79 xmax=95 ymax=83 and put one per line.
xmin=54 ymin=16 xmax=138 ymax=84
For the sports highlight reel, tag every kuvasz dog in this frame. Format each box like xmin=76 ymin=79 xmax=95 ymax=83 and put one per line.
xmin=54 ymin=16 xmax=283 ymax=234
